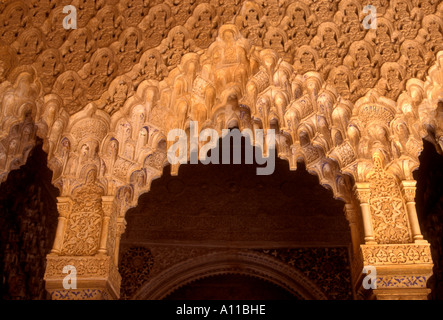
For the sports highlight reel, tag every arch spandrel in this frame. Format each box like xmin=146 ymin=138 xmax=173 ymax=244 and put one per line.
xmin=132 ymin=250 xmax=329 ymax=300
xmin=0 ymin=0 xmax=441 ymax=299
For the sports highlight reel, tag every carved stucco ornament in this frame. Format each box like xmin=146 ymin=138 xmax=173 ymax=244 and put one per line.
xmin=0 ymin=0 xmax=442 ymax=300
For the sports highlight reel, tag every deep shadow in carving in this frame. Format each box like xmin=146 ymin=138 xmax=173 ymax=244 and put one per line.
xmin=0 ymin=139 xmax=59 ymax=300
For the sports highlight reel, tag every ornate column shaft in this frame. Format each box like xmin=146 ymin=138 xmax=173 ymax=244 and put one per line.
xmin=50 ymin=197 xmax=71 ymax=255
xmin=345 ymin=202 xmax=365 ymax=299
xmin=114 ymin=218 xmax=127 ymax=267
xmin=401 ymin=180 xmax=425 ymax=243
xmin=344 ymin=203 xmax=362 ymax=256
xmin=354 ymin=183 xmax=376 ymax=244
xmin=98 ymin=196 xmax=115 ymax=255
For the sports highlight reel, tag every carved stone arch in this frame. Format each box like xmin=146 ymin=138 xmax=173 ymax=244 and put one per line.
xmin=0 ymin=66 xmax=45 ymax=183
xmin=0 ymin=2 xmax=441 ymax=300
xmin=132 ymin=250 xmax=328 ymax=300
xmin=119 ymin=125 xmax=353 ymax=229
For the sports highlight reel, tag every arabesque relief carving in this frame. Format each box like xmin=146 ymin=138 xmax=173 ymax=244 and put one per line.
xmin=361 ymin=243 xmax=432 ymax=265
xmin=0 ymin=0 xmax=442 ymax=300
xmin=60 ymin=169 xmax=104 ymax=256
xmin=367 ymin=154 xmax=411 ymax=244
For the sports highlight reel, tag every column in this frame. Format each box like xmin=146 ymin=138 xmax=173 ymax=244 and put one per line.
xmin=354 ymin=160 xmax=433 ymax=300
xmin=114 ymin=218 xmax=127 ymax=267
xmin=401 ymin=180 xmax=425 ymax=243
xmin=354 ymin=182 xmax=376 ymax=244
xmin=344 ymin=202 xmax=365 ymax=299
xmin=344 ymin=203 xmax=363 ymax=256
xmin=98 ymin=196 xmax=115 ymax=255
xmin=50 ymin=197 xmax=71 ymax=255
xmin=44 ymin=179 xmax=121 ymax=300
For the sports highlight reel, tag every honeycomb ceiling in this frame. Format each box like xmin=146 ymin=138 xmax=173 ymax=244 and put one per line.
xmin=1 ymin=0 xmax=442 ymax=116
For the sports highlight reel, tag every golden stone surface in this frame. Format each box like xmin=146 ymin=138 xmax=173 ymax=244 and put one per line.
xmin=0 ymin=0 xmax=442 ymax=300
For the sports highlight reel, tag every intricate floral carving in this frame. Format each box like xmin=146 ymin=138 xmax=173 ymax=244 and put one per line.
xmin=333 ymin=141 xmax=356 ymax=168
xmin=160 ymin=26 xmax=195 ymax=69
xmin=355 ymin=188 xmax=370 ymax=203
xmin=376 ymin=275 xmax=428 ymax=288
xmin=45 ymin=254 xmax=121 ymax=300
xmin=260 ymin=247 xmax=352 ymax=300
xmin=143 ymin=152 xmax=166 ymax=171
xmin=49 ymin=289 xmax=110 ymax=300
xmin=45 ymin=256 xmax=111 ymax=278
xmin=0 ymin=0 xmax=441 ymax=300
xmin=361 ymin=243 xmax=432 ymax=265
xmin=186 ymin=3 xmax=220 ymax=49
xmin=61 ymin=170 xmax=104 ymax=256
xmin=53 ymin=71 xmax=87 ymax=115
xmin=367 ymin=155 xmax=411 ymax=244
xmin=403 ymin=187 xmax=416 ymax=202
xmin=139 ymin=4 xmax=174 ymax=48
xmin=119 ymin=246 xmax=154 ymax=299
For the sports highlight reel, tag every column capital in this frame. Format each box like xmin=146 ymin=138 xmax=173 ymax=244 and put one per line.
xmin=101 ymin=195 xmax=116 ymax=217
xmin=400 ymin=180 xmax=417 ymax=188
xmin=354 ymin=182 xmax=370 ymax=189
xmin=56 ymin=197 xmax=72 ymax=218
xmin=116 ymin=218 xmax=127 ymax=236
xmin=361 ymin=243 xmax=432 ymax=266
xmin=400 ymin=180 xmax=417 ymax=203
xmin=355 ymin=189 xmax=371 ymax=204
xmin=354 ymin=183 xmax=371 ymax=204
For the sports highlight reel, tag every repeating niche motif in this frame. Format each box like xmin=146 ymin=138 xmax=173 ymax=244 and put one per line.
xmin=0 ymin=2 xmax=440 ymax=300
xmin=119 ymin=246 xmax=154 ymax=300
xmin=0 ymin=0 xmax=441 ymax=207
xmin=0 ymin=0 xmax=440 ymax=120
xmin=185 ymin=3 xmax=220 ymax=49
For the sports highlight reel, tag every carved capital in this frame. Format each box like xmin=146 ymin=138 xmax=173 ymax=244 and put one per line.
xmin=101 ymin=196 xmax=116 ymax=217
xmin=56 ymin=197 xmax=72 ymax=218
xmin=355 ymin=189 xmax=371 ymax=204
xmin=354 ymin=182 xmax=371 ymax=204
xmin=401 ymin=180 xmax=417 ymax=203
xmin=403 ymin=188 xmax=416 ymax=203
xmin=116 ymin=219 xmax=127 ymax=236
